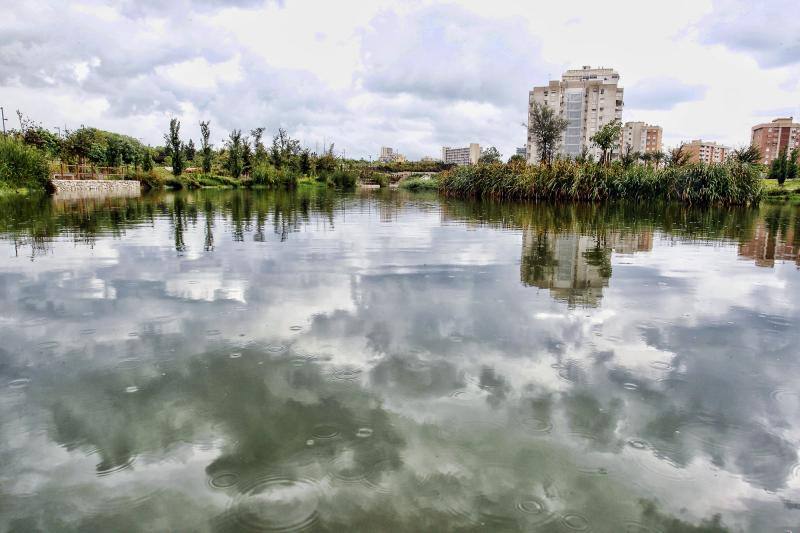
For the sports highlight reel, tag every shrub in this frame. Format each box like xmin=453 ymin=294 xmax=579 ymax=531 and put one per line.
xmin=0 ymin=136 xmax=50 ymax=190
xmin=400 ymin=175 xmax=439 ymax=191
xmin=329 ymin=168 xmax=357 ymax=189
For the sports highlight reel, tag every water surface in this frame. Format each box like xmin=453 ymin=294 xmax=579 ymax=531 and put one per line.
xmin=1 ymin=188 xmax=800 ymax=532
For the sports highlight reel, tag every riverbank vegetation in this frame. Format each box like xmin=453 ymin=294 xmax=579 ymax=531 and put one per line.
xmin=0 ymin=113 xmax=360 ymax=193
xmin=440 ymin=159 xmax=763 ymax=206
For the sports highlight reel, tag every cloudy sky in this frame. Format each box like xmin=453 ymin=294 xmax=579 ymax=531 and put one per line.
xmin=1 ymin=0 xmax=798 ymax=159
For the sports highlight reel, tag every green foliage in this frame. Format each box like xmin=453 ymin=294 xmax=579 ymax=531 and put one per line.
xmin=269 ymin=128 xmax=301 ymax=169
xmin=669 ymin=145 xmax=691 ymax=167
xmin=372 ymin=160 xmax=453 ymax=173
xmin=590 ymin=119 xmax=622 ymax=165
xmin=439 ymin=160 xmax=762 ymax=206
xmin=479 ymin=146 xmax=502 ymax=164
xmin=732 ymin=145 xmax=762 ymax=165
xmin=507 ymin=154 xmax=526 ymax=165
xmin=299 ymin=149 xmax=312 ymax=175
xmin=225 ymin=129 xmax=245 ymax=179
xmin=199 ymin=121 xmax=213 ymax=174
xmin=63 ymin=127 xmax=144 ymax=166
xmin=0 ymin=136 xmax=50 ymax=189
xmin=250 ymin=162 xmax=298 ymax=189
xmin=330 ymin=168 xmax=357 ymax=189
xmin=400 ymin=175 xmax=439 ymax=191
xmin=164 ymin=118 xmax=184 ymax=176
xmin=142 ymin=148 xmax=154 ymax=172
xmin=769 ymin=148 xmax=798 ymax=185
xmin=529 ymin=101 xmax=569 ymax=165
xmin=184 ymin=138 xmax=196 ymax=162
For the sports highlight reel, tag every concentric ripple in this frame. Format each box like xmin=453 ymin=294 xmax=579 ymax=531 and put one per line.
xmin=228 ymin=476 xmax=320 ymax=532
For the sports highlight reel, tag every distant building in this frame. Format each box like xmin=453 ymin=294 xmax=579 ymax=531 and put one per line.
xmin=681 ymin=140 xmax=730 ymax=164
xmin=516 ymin=147 xmax=527 ymax=158
xmin=528 ymin=66 xmax=624 ymax=162
xmin=442 ymin=143 xmax=481 ymax=165
xmin=751 ymin=117 xmax=800 ymax=165
xmin=420 ymin=156 xmax=437 ymax=162
xmin=620 ymin=122 xmax=662 ymax=154
xmin=378 ymin=146 xmax=406 ymax=163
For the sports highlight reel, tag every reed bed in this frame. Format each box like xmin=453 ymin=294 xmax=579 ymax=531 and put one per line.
xmin=439 ymin=160 xmax=762 ymax=206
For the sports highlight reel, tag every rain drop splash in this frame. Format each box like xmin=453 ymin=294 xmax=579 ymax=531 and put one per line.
xmin=228 ymin=476 xmax=320 ymax=532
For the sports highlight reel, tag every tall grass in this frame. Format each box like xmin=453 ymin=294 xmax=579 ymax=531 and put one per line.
xmin=439 ymin=160 xmax=762 ymax=206
xmin=0 ymin=136 xmax=50 ymax=190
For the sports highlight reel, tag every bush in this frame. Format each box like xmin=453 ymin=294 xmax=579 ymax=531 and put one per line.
xmin=251 ymin=162 xmax=298 ymax=189
xmin=125 ymin=169 xmax=163 ymax=190
xmin=400 ymin=175 xmax=439 ymax=191
xmin=329 ymin=168 xmax=357 ymax=189
xmin=0 ymin=136 xmax=50 ymax=190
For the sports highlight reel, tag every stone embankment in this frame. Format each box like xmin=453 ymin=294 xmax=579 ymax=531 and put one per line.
xmin=48 ymin=179 xmax=141 ymax=198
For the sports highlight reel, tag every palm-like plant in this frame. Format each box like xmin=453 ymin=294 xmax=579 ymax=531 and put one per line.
xmin=651 ymin=150 xmax=666 ymax=169
xmin=669 ymin=145 xmax=691 ymax=167
xmin=732 ymin=145 xmax=762 ymax=165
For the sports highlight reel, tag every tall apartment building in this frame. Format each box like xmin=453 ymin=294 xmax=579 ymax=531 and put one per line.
xmin=751 ymin=117 xmax=800 ymax=165
xmin=527 ymin=66 xmax=624 ymax=162
xmin=620 ymin=122 xmax=663 ymax=154
xmin=682 ymin=140 xmax=731 ymax=164
xmin=442 ymin=143 xmax=481 ymax=166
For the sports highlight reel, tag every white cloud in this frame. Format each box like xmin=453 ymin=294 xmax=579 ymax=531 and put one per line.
xmin=0 ymin=0 xmax=798 ymax=157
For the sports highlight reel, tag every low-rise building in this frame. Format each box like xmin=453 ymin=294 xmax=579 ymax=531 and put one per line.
xmin=442 ymin=143 xmax=481 ymax=165
xmin=682 ymin=139 xmax=731 ymax=164
xmin=620 ymin=122 xmax=662 ymax=154
xmin=751 ymin=117 xmax=800 ymax=165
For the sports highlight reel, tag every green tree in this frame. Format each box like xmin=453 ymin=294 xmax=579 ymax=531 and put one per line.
xmin=669 ymin=145 xmax=691 ymax=167
xmin=529 ymin=102 xmax=568 ymax=165
xmin=590 ymin=119 xmax=622 ymax=165
xmin=199 ymin=121 xmax=212 ymax=174
xmin=242 ymin=139 xmax=253 ymax=176
xmin=142 ymin=147 xmax=153 ymax=172
xmin=787 ymin=148 xmax=798 ymax=181
xmin=299 ymin=149 xmax=312 ymax=175
xmin=620 ymin=146 xmax=639 ymax=169
xmin=184 ymin=138 xmax=196 ymax=162
xmin=507 ymin=154 xmax=526 ymax=165
xmin=770 ymin=148 xmax=788 ymax=185
xmin=225 ymin=129 xmax=244 ymax=179
xmin=164 ymin=118 xmax=184 ymax=176
xmin=478 ymin=146 xmax=502 ymax=164
xmin=250 ymin=127 xmax=266 ymax=163
xmin=651 ymin=150 xmax=666 ymax=169
xmin=732 ymin=145 xmax=762 ymax=165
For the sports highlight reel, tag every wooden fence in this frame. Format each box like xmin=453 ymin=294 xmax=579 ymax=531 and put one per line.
xmin=51 ymin=163 xmax=125 ymax=180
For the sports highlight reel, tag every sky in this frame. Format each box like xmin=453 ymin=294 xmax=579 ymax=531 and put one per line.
xmin=0 ymin=0 xmax=798 ymax=160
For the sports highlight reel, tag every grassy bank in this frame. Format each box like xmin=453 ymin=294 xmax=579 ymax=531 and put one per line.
xmin=762 ymin=178 xmax=800 ymax=203
xmin=400 ymin=175 xmax=440 ymax=191
xmin=439 ymin=160 xmax=763 ymax=206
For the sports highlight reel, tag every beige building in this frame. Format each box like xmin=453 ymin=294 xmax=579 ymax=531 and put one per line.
xmin=751 ymin=117 xmax=800 ymax=165
xmin=527 ymin=66 xmax=624 ymax=162
xmin=442 ymin=143 xmax=481 ymax=165
xmin=378 ymin=147 xmax=406 ymax=163
xmin=620 ymin=122 xmax=663 ymax=154
xmin=682 ymin=140 xmax=731 ymax=164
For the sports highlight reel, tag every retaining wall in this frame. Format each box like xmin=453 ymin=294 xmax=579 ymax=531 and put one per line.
xmin=49 ymin=179 xmax=141 ymax=198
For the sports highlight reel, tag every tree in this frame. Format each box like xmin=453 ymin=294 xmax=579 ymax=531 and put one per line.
xmin=788 ymin=148 xmax=798 ymax=181
xmin=478 ymin=146 xmax=502 ymax=164
xmin=184 ymin=138 xmax=196 ymax=162
xmin=242 ymin=138 xmax=253 ymax=176
xmin=651 ymin=150 xmax=666 ymax=169
xmin=620 ymin=146 xmax=639 ymax=169
xmin=142 ymin=147 xmax=153 ymax=172
xmin=164 ymin=118 xmax=184 ymax=176
xmin=250 ymin=127 xmax=266 ymax=163
xmin=199 ymin=121 xmax=212 ymax=174
xmin=529 ymin=102 xmax=568 ymax=165
xmin=299 ymin=149 xmax=312 ymax=175
xmin=732 ymin=145 xmax=762 ymax=165
xmin=269 ymin=128 xmax=301 ymax=169
xmin=225 ymin=129 xmax=244 ymax=179
xmin=507 ymin=154 xmax=526 ymax=165
xmin=590 ymin=119 xmax=622 ymax=165
xmin=669 ymin=145 xmax=691 ymax=167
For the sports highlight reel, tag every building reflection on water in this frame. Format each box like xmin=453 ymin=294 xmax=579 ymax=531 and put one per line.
xmin=737 ymin=207 xmax=800 ymax=268
xmin=521 ymin=229 xmax=653 ymax=307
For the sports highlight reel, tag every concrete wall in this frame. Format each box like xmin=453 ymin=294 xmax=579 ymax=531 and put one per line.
xmin=49 ymin=179 xmax=141 ymax=198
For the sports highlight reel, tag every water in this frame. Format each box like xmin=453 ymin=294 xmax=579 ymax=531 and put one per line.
xmin=1 ymin=188 xmax=799 ymax=532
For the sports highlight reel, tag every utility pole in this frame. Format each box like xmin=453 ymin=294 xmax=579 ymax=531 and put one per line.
xmin=0 ymin=107 xmax=6 ymax=135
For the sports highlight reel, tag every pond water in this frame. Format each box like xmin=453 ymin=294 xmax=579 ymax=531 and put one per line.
xmin=1 ymin=188 xmax=799 ymax=532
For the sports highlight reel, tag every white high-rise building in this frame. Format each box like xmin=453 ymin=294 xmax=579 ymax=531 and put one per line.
xmin=442 ymin=143 xmax=481 ymax=165
xmin=527 ymin=66 xmax=624 ymax=162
